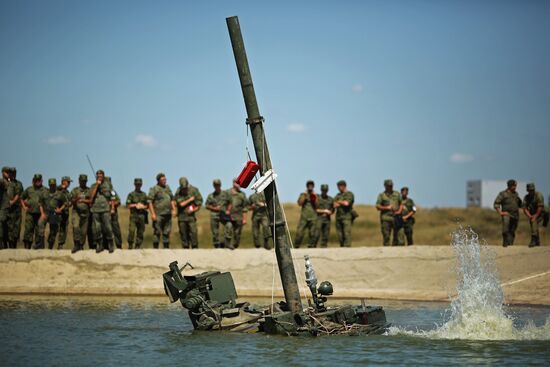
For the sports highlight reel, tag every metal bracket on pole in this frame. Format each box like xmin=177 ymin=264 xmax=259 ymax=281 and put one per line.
xmin=246 ymin=116 xmax=264 ymax=125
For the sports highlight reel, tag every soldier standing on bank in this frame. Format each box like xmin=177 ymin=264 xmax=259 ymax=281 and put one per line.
xmin=0 ymin=167 xmax=10 ymax=249
xmin=7 ymin=168 xmax=24 ymax=248
xmin=70 ymin=174 xmax=92 ymax=253
xmin=105 ymin=177 xmax=122 ymax=249
xmin=400 ymin=187 xmax=416 ymax=246
xmin=126 ymin=178 xmax=149 ymax=249
xmin=334 ymin=180 xmax=355 ymax=247
xmin=249 ymin=191 xmax=271 ymax=249
xmin=88 ymin=170 xmax=115 ymax=253
xmin=295 ymin=180 xmax=318 ymax=248
xmin=493 ymin=179 xmax=522 ymax=247
xmin=148 ymin=173 xmax=176 ymax=249
xmin=21 ymin=174 xmax=47 ymax=249
xmin=523 ymin=183 xmax=545 ymax=248
xmin=315 ymin=184 xmax=334 ymax=248
xmin=37 ymin=178 xmax=68 ymax=250
xmin=205 ymin=179 xmax=224 ymax=248
xmin=376 ymin=179 xmax=403 ymax=246
xmin=56 ymin=176 xmax=72 ymax=249
xmin=175 ymin=177 xmax=203 ymax=249
xmin=220 ymin=178 xmax=248 ymax=250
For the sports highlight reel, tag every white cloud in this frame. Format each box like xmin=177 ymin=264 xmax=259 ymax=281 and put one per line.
xmin=44 ymin=136 xmax=70 ymax=145
xmin=450 ymin=153 xmax=474 ymax=164
xmin=352 ymin=84 xmax=364 ymax=93
xmin=287 ymin=123 xmax=306 ymax=133
xmin=135 ymin=134 xmax=158 ymax=148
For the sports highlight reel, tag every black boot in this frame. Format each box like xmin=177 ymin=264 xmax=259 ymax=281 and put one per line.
xmin=128 ymin=243 xmax=134 ymax=250
xmin=153 ymin=242 xmax=159 ymax=249
xmin=96 ymin=243 xmax=104 ymax=253
xmin=528 ymin=236 xmax=538 ymax=248
xmin=48 ymin=241 xmax=54 ymax=250
xmin=71 ymin=242 xmax=82 ymax=254
xmin=33 ymin=239 xmax=44 ymax=249
xmin=108 ymin=240 xmax=115 ymax=253
xmin=57 ymin=243 xmax=64 ymax=250
xmin=23 ymin=241 xmax=31 ymax=250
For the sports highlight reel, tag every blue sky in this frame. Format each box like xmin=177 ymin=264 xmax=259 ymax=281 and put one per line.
xmin=1 ymin=0 xmax=549 ymax=206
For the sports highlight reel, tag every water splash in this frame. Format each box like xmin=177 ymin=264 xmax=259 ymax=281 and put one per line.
xmin=389 ymin=227 xmax=550 ymax=340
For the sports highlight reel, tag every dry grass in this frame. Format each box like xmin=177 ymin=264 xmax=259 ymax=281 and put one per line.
xmin=39 ymin=204 xmax=548 ymax=248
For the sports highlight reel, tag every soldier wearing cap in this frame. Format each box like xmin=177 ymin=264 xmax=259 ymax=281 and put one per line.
xmin=6 ymin=167 xmax=24 ymax=248
xmin=36 ymin=178 xmax=68 ymax=249
xmin=315 ymin=184 xmax=334 ymax=248
xmin=0 ymin=167 xmax=11 ymax=249
xmin=175 ymin=177 xmax=203 ymax=249
xmin=126 ymin=178 xmax=149 ymax=249
xmin=400 ymin=187 xmax=417 ymax=246
xmin=205 ymin=179 xmax=224 ymax=248
xmin=88 ymin=169 xmax=115 ymax=253
xmin=494 ymin=179 xmax=522 ymax=247
xmin=148 ymin=173 xmax=176 ymax=249
xmin=220 ymin=178 xmax=248 ymax=250
xmin=334 ymin=180 xmax=355 ymax=247
xmin=295 ymin=180 xmax=318 ymax=248
xmin=56 ymin=176 xmax=72 ymax=249
xmin=523 ymin=183 xmax=545 ymax=247
xmin=21 ymin=174 xmax=47 ymax=249
xmin=249 ymin=191 xmax=271 ymax=249
xmin=376 ymin=179 xmax=403 ymax=246
xmin=70 ymin=174 xmax=92 ymax=253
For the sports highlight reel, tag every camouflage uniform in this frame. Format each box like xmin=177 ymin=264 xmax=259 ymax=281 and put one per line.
xmin=315 ymin=185 xmax=333 ymax=248
xmin=0 ymin=168 xmax=9 ymax=249
xmin=38 ymin=179 xmax=68 ymax=249
xmin=205 ymin=179 xmax=224 ymax=248
xmin=523 ymin=184 xmax=545 ymax=247
xmin=175 ymin=177 xmax=203 ymax=249
xmin=494 ymin=188 xmax=522 ymax=247
xmin=148 ymin=181 xmax=174 ymax=249
xmin=334 ymin=182 xmax=355 ymax=247
xmin=400 ymin=196 xmax=416 ymax=246
xmin=249 ymin=192 xmax=271 ymax=249
xmin=88 ymin=175 xmax=114 ymax=252
xmin=21 ymin=175 xmax=47 ymax=249
xmin=111 ymin=191 xmax=122 ymax=249
xmin=70 ymin=175 xmax=92 ymax=251
xmin=126 ymin=179 xmax=148 ymax=249
xmin=295 ymin=190 xmax=318 ymax=248
xmin=56 ymin=176 xmax=72 ymax=249
xmin=220 ymin=188 xmax=248 ymax=249
xmin=7 ymin=168 xmax=23 ymax=248
xmin=376 ymin=183 xmax=402 ymax=246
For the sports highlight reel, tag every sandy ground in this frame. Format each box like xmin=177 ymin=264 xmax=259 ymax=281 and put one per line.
xmin=0 ymin=246 xmax=549 ymax=305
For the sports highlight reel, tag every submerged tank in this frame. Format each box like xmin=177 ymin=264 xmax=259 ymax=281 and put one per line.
xmin=162 ymin=15 xmax=389 ymax=336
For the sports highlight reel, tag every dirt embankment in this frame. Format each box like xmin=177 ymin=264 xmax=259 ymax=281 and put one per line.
xmin=0 ymin=246 xmax=549 ymax=305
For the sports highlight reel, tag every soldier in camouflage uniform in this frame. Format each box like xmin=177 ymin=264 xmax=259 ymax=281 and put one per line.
xmin=295 ymin=180 xmax=318 ymax=248
xmin=376 ymin=179 xmax=403 ymax=246
xmin=249 ymin=191 xmax=271 ymax=249
xmin=70 ymin=174 xmax=92 ymax=253
xmin=175 ymin=177 xmax=203 ymax=249
xmin=56 ymin=176 xmax=72 ymax=249
xmin=126 ymin=178 xmax=149 ymax=249
xmin=88 ymin=170 xmax=115 ymax=253
xmin=7 ymin=168 xmax=24 ymax=248
xmin=220 ymin=179 xmax=248 ymax=250
xmin=315 ymin=184 xmax=334 ymax=248
xmin=523 ymin=183 xmax=545 ymax=248
xmin=37 ymin=178 xmax=68 ymax=250
xmin=0 ymin=167 xmax=10 ymax=249
xmin=105 ymin=177 xmax=122 ymax=249
xmin=148 ymin=173 xmax=176 ymax=249
xmin=493 ymin=179 xmax=522 ymax=247
xmin=400 ymin=187 xmax=416 ymax=246
xmin=21 ymin=174 xmax=47 ymax=249
xmin=205 ymin=179 xmax=224 ymax=248
xmin=334 ymin=180 xmax=355 ymax=247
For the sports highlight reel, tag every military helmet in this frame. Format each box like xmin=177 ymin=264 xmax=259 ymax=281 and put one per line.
xmin=384 ymin=179 xmax=393 ymax=186
xmin=318 ymin=281 xmax=334 ymax=296
xmin=156 ymin=172 xmax=165 ymax=182
xmin=33 ymin=173 xmax=42 ymax=181
xmin=527 ymin=183 xmax=535 ymax=191
xmin=337 ymin=180 xmax=347 ymax=187
xmin=213 ymin=178 xmax=222 ymax=186
xmin=179 ymin=177 xmax=189 ymax=188
xmin=79 ymin=174 xmax=87 ymax=181
xmin=507 ymin=179 xmax=517 ymax=188
xmin=48 ymin=178 xmax=57 ymax=186
xmin=134 ymin=178 xmax=143 ymax=185
xmin=320 ymin=184 xmax=329 ymax=191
